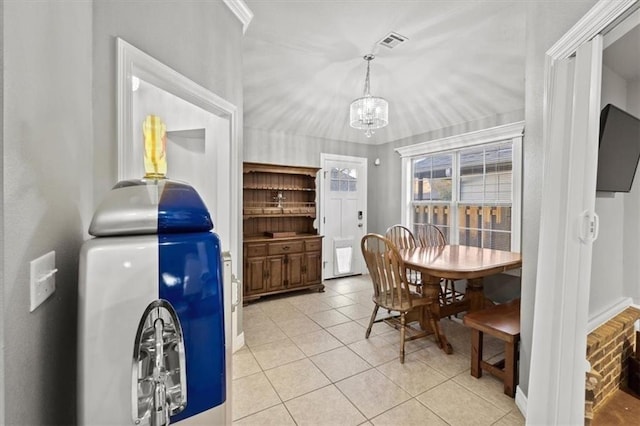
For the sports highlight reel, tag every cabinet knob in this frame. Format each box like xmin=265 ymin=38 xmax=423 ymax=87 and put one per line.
xmin=283 ymin=246 xmax=290 ymax=251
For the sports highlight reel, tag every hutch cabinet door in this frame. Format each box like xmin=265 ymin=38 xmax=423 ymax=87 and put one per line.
xmin=286 ymin=252 xmax=305 ymax=288
xmin=266 ymin=255 xmax=286 ymax=292
xmin=304 ymin=250 xmax=322 ymax=285
xmin=245 ymin=257 xmax=267 ymax=295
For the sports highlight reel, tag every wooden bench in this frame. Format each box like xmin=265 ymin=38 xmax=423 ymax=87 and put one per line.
xmin=463 ymin=298 xmax=520 ymax=397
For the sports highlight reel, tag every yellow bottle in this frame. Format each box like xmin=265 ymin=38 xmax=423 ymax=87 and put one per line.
xmin=142 ymin=115 xmax=167 ymax=179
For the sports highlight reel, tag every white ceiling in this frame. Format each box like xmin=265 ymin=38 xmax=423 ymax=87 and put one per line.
xmin=242 ymin=0 xmax=527 ymax=144
xmin=243 ymin=0 xmax=526 ymax=144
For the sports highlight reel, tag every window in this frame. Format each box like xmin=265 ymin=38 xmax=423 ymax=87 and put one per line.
xmin=330 ymin=167 xmax=357 ymax=192
xmin=397 ymin=123 xmax=523 ymax=252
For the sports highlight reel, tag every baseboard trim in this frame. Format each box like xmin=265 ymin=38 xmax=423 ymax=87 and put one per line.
xmin=587 ymin=297 xmax=633 ymax=333
xmin=515 ymin=385 xmax=527 ymax=419
xmin=233 ymin=331 xmax=245 ymax=353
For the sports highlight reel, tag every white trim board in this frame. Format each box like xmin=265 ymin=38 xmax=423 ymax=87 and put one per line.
xmin=545 ymin=0 xmax=637 ymax=59
xmin=223 ymin=0 xmax=254 ymax=34
xmin=395 ymin=121 xmax=524 ymax=158
xmin=233 ymin=332 xmax=245 ymax=353
xmin=604 ymin=5 xmax=640 ymax=48
xmin=515 ymin=386 xmax=527 ymax=419
xmin=587 ymin=297 xmax=634 ymax=332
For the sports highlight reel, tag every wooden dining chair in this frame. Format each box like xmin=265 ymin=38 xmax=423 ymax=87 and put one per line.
xmin=414 ymin=224 xmax=464 ymax=309
xmin=385 ymin=224 xmax=421 ymax=289
xmin=361 ymin=233 xmax=438 ymax=363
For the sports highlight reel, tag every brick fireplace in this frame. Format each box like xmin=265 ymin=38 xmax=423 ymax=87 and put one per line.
xmin=584 ymin=307 xmax=640 ymax=423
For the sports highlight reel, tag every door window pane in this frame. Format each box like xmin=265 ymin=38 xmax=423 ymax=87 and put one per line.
xmin=330 ymin=167 xmax=357 ymax=192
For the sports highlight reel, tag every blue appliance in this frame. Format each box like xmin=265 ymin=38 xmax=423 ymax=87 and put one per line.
xmin=78 ymin=178 xmax=226 ymax=425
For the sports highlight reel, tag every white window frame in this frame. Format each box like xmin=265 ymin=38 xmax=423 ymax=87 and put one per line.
xmin=396 ymin=121 xmax=524 ymax=252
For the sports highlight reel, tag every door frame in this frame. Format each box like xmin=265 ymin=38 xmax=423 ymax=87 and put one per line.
xmin=116 ymin=39 xmax=243 ymax=358
xmin=116 ymin=38 xmax=240 ymax=274
xmin=319 ymin=153 xmax=368 ymax=279
xmin=527 ymin=0 xmax=638 ymax=422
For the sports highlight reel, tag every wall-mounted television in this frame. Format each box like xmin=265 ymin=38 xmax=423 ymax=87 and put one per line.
xmin=596 ymin=104 xmax=640 ymax=192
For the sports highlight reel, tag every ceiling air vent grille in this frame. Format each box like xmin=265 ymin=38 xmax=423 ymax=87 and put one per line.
xmin=378 ymin=32 xmax=408 ymax=49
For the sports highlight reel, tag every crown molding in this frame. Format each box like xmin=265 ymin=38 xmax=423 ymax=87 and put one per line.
xmin=546 ymin=0 xmax=637 ymax=60
xmin=223 ymin=0 xmax=254 ymax=34
xmin=395 ymin=121 xmax=524 ymax=158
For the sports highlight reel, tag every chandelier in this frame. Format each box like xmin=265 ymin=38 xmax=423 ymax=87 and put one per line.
xmin=349 ymin=54 xmax=389 ymax=137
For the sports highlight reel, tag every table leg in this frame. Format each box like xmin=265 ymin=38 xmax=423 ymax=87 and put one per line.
xmin=419 ymin=274 xmax=453 ymax=354
xmin=467 ymin=277 xmax=485 ymax=312
xmin=504 ymin=340 xmax=517 ymax=397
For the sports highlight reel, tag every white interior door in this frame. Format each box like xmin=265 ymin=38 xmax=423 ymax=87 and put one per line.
xmin=528 ymin=36 xmax=602 ymax=425
xmin=320 ymin=154 xmax=368 ymax=279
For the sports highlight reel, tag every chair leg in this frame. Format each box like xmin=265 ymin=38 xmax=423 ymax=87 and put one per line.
xmin=471 ymin=329 xmax=483 ymax=378
xmin=365 ymin=304 xmax=379 ymax=339
xmin=400 ymin=312 xmax=406 ymax=364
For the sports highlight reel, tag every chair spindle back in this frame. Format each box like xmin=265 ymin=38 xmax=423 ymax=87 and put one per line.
xmin=361 ymin=234 xmax=412 ymax=309
xmin=415 ymin=223 xmax=446 ymax=248
xmin=385 ymin=225 xmax=417 ymax=250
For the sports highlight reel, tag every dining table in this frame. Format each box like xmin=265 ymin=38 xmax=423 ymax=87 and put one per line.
xmin=398 ymin=244 xmax=522 ymax=354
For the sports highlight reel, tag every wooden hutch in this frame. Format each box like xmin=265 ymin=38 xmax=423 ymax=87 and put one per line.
xmin=243 ymin=162 xmax=324 ymax=302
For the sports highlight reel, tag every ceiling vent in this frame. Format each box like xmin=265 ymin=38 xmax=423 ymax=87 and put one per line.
xmin=378 ymin=32 xmax=409 ymax=49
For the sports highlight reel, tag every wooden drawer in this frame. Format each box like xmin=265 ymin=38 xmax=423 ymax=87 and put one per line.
xmin=245 ymin=243 xmax=267 ymax=257
xmin=305 ymin=239 xmax=322 ymax=252
xmin=268 ymin=241 xmax=304 ymax=255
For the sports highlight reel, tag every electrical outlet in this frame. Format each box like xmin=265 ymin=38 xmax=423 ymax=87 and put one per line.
xmin=30 ymin=251 xmax=57 ymax=312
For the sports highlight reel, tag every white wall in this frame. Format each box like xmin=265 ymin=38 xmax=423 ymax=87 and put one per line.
xmin=629 ymin=80 xmax=640 ymax=115
xmin=3 ymin=2 xmax=93 ymax=423
xmin=244 ymin=126 xmax=371 ymax=168
xmin=2 ymin=1 xmax=244 ymax=423
xmin=623 ymin=78 xmax=640 ymax=304
xmin=592 ymin=61 xmax=640 ymax=318
xmin=590 ymin=65 xmax=627 ymax=317
xmin=0 ymin=0 xmax=5 ymax=419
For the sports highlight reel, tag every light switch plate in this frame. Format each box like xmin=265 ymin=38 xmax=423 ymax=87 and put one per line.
xmin=30 ymin=251 xmax=56 ymax=312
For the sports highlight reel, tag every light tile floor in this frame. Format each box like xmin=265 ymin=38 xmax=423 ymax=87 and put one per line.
xmin=233 ymin=275 xmax=525 ymax=426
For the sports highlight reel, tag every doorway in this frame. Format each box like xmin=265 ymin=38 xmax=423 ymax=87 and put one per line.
xmin=319 ymin=154 xmax=368 ymax=279
xmin=529 ymin=1 xmax=639 ymax=423
xmin=116 ymin=38 xmax=242 ymax=361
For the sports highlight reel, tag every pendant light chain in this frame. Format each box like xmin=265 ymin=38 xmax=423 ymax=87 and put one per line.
xmin=363 ymin=57 xmax=372 ymax=97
